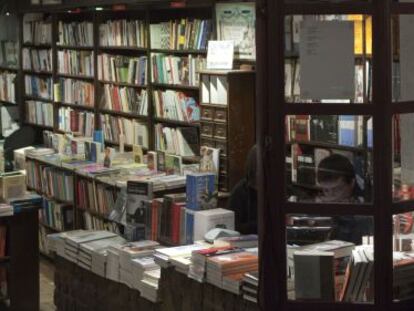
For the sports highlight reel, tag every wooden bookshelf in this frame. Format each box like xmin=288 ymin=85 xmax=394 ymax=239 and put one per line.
xmin=154 ymin=117 xmax=200 ymax=127
xmin=0 ymin=100 xmax=17 ymax=106
xmin=98 ymin=80 xmax=147 ymax=88
xmin=24 ymin=95 xmax=54 ymax=103
xmin=99 ymin=108 xmax=148 ymax=120
xmin=57 ymin=101 xmax=95 ymax=111
xmin=56 ymin=73 xmax=94 ymax=81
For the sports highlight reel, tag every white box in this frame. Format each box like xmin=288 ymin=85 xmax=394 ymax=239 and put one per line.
xmin=193 ymin=208 xmax=235 ymax=241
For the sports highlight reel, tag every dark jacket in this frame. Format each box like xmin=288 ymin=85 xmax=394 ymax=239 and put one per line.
xmin=227 ymin=178 xmax=257 ymax=234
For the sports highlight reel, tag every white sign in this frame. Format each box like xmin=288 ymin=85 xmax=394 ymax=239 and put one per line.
xmin=207 ymin=40 xmax=234 ymax=70
xmin=300 ymin=20 xmax=355 ymax=100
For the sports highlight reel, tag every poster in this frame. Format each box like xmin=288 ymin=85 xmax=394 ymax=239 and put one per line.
xmin=216 ymin=2 xmax=256 ymax=60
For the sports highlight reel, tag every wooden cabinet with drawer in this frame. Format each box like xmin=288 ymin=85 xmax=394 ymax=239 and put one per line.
xmin=199 ymin=70 xmax=255 ymax=192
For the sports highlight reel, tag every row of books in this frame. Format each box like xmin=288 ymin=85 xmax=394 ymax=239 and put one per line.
xmin=25 ymin=75 xmax=53 ymax=100
xmin=47 ymin=231 xmax=160 ymax=302
xmin=154 ymin=239 xmax=258 ymax=294
xmin=151 ymin=54 xmax=205 ymax=87
xmin=57 ymin=50 xmax=94 ymax=77
xmin=100 ymin=114 xmax=149 ymax=147
xmin=58 ymin=107 xmax=95 ymax=137
xmin=150 ymin=19 xmax=212 ymax=51
xmin=39 ymin=226 xmax=50 ymax=256
xmin=284 ymin=59 xmax=372 ymax=103
xmin=0 ymin=72 xmax=16 ymax=103
xmin=287 ymin=115 xmax=373 ymax=148
xmin=26 ymin=159 xmax=75 ymax=202
xmin=98 ymin=54 xmax=147 ymax=85
xmin=153 ymin=90 xmax=199 ymax=122
xmin=102 ymin=85 xmax=148 ymax=115
xmin=0 ymin=40 xmax=18 ymax=68
xmin=22 ymin=48 xmax=52 ymax=72
xmin=55 ymin=78 xmax=94 ymax=107
xmin=40 ymin=198 xmax=73 ymax=231
xmin=76 ymin=178 xmax=118 ymax=217
xmin=99 ymin=19 xmax=147 ymax=48
xmin=83 ymin=212 xmax=120 ymax=234
xmin=155 ymin=124 xmax=198 ymax=157
xmin=58 ymin=21 xmax=94 ymax=47
xmin=23 ymin=20 xmax=52 ymax=45
xmin=26 ymin=101 xmax=54 ymax=127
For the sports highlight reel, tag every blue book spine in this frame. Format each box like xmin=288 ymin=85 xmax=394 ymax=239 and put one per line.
xmin=186 ymin=173 xmax=216 ymax=210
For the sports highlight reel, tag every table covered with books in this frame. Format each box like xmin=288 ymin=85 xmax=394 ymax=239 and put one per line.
xmin=49 ymin=230 xmax=260 ymax=311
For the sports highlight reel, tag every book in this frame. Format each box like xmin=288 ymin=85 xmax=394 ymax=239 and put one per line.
xmin=294 ymin=250 xmax=335 ymax=301
xmin=102 ymin=84 xmax=148 ymax=115
xmin=155 ymin=124 xmax=199 ymax=157
xmin=186 ymin=173 xmax=217 ymax=210
xmin=126 ymin=180 xmax=153 ymax=226
xmin=58 ymin=107 xmax=95 ymax=137
xmin=165 ymin=154 xmax=182 ymax=175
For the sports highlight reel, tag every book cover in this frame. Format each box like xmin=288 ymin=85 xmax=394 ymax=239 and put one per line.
xmin=186 ymin=173 xmax=217 ymax=210
xmin=126 ymin=180 xmax=153 ymax=225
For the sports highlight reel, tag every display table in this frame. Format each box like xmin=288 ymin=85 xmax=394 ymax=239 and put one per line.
xmin=54 ymin=256 xmax=260 ymax=311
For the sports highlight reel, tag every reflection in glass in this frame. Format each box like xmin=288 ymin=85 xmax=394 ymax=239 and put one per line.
xmin=284 ymin=15 xmax=372 ymax=103
xmin=286 ymin=115 xmax=373 ymax=203
xmin=393 ymin=212 xmax=414 ymax=301
xmin=287 ymin=214 xmax=374 ymax=302
xmin=393 ymin=113 xmax=414 ymax=201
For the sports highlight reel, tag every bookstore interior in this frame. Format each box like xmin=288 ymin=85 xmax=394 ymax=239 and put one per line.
xmin=0 ymin=0 xmax=413 ymax=310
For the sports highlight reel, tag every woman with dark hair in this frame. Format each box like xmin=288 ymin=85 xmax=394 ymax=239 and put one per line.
xmin=316 ymin=153 xmax=373 ymax=244
xmin=227 ymin=145 xmax=258 ymax=234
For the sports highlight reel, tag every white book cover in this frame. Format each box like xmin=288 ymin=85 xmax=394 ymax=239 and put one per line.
xmin=210 ymin=75 xmax=219 ymax=104
xmin=194 ymin=208 xmax=235 ymax=241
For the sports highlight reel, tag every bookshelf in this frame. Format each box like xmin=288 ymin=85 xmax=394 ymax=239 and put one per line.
xmin=14 ymin=3 xmax=223 ymax=158
xmin=199 ymin=70 xmax=255 ymax=192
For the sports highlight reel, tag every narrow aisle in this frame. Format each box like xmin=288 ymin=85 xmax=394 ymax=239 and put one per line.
xmin=40 ymin=258 xmax=55 ymax=311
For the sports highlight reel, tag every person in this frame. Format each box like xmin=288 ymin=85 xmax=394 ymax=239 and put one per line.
xmin=227 ymin=145 xmax=257 ymax=234
xmin=316 ymin=153 xmax=373 ymax=244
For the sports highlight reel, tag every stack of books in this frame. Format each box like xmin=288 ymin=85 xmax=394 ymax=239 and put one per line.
xmin=154 ymin=243 xmax=209 ymax=268
xmin=131 ymin=256 xmax=160 ymax=291
xmin=241 ymin=271 xmax=259 ymax=303
xmin=118 ymin=241 xmax=160 ymax=288
xmin=106 ymin=244 xmax=123 ymax=282
xmin=140 ymin=269 xmax=161 ymax=303
xmin=188 ymin=246 xmax=239 ymax=283
xmin=63 ymin=230 xmax=117 ymax=263
xmin=78 ymin=235 xmax=126 ymax=272
xmin=90 ymin=237 xmax=127 ymax=277
xmin=206 ymin=251 xmax=258 ymax=291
